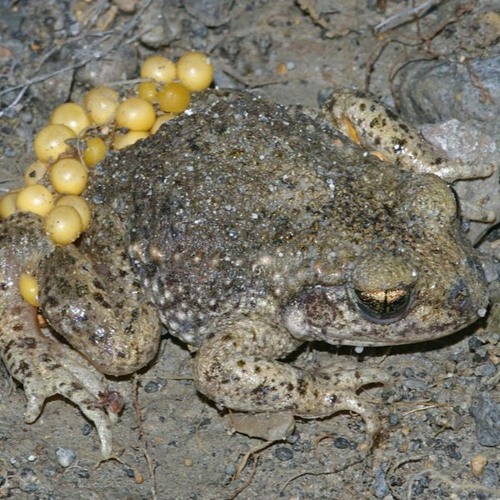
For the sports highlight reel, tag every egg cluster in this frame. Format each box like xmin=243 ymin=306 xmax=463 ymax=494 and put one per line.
xmin=0 ymin=51 xmax=214 ymax=306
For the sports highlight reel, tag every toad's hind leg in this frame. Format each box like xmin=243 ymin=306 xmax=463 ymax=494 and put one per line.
xmin=193 ymin=316 xmax=390 ymax=439
xmin=0 ymin=247 xmax=116 ymax=458
xmin=38 ymin=210 xmax=162 ymax=377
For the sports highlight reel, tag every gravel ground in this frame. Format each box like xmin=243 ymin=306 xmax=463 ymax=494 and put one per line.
xmin=0 ymin=1 xmax=499 ymax=499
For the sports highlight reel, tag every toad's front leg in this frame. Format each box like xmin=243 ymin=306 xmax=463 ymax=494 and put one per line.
xmin=193 ymin=316 xmax=390 ymax=438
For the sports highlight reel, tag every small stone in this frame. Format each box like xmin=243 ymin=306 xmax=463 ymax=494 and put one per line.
xmin=81 ymin=423 xmax=93 ymax=436
xmin=469 ymin=336 xmax=485 ymax=352
xmin=113 ymin=0 xmax=140 ymax=13
xmin=373 ymin=466 xmax=390 ymax=498
xmin=224 ymin=463 xmax=236 ymax=476
xmin=444 ymin=442 xmax=462 ymax=461
xmin=19 ymin=467 xmax=38 ymax=493
xmin=144 ymin=380 xmax=162 ymax=393
xmin=69 ymin=22 xmax=81 ymax=36
xmin=475 ymin=362 xmax=497 ymax=377
xmin=20 ymin=110 xmax=33 ymax=123
xmin=55 ymin=448 xmax=76 ymax=468
xmin=3 ymin=146 xmax=16 ymax=158
xmin=124 ymin=468 xmax=135 ymax=478
xmin=483 ymin=463 xmax=499 ymax=489
xmin=274 ymin=447 xmax=293 ymax=461
xmin=76 ymin=468 xmax=90 ymax=479
xmin=471 ymin=454 xmax=487 ymax=476
xmin=333 ymin=437 xmax=350 ymax=449
xmin=183 ymin=0 xmax=236 ymax=27
xmin=470 ymin=392 xmax=500 ymax=447
xmin=388 ymin=413 xmax=400 ymax=425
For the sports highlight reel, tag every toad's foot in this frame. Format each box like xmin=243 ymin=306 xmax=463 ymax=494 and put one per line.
xmin=193 ymin=317 xmax=389 ymax=440
xmin=1 ymin=279 xmax=117 ymax=458
xmin=322 ymin=88 xmax=495 ymax=183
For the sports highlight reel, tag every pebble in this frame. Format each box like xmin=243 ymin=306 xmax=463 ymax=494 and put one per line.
xmin=443 ymin=442 xmax=462 ymax=461
xmin=471 ymin=454 xmax=487 ymax=476
xmin=224 ymin=463 xmax=236 ymax=476
xmin=274 ymin=447 xmax=293 ymax=461
xmin=69 ymin=22 xmax=81 ymax=37
xmin=144 ymin=379 xmax=165 ymax=393
xmin=411 ymin=475 xmax=429 ymax=495
xmin=75 ymin=44 xmax=139 ymax=88
xmin=81 ymin=422 xmax=93 ymax=436
xmin=138 ymin=1 xmax=180 ymax=48
xmin=373 ymin=465 xmax=390 ymax=498
xmin=474 ymin=362 xmax=497 ymax=378
xmin=183 ymin=0 xmax=235 ymax=27
xmin=124 ymin=468 xmax=135 ymax=478
xmin=402 ymin=378 xmax=428 ymax=391
xmin=389 ymin=413 xmax=400 ymax=425
xmin=468 ymin=336 xmax=484 ymax=352
xmin=55 ymin=447 xmax=76 ymax=468
xmin=483 ymin=462 xmax=499 ymax=489
xmin=3 ymin=145 xmax=16 ymax=158
xmin=113 ymin=0 xmax=140 ymax=13
xmin=333 ymin=437 xmax=350 ymax=449
xmin=286 ymin=433 xmax=300 ymax=444
xmin=19 ymin=110 xmax=33 ymax=123
xmin=470 ymin=392 xmax=500 ymax=446
xmin=18 ymin=467 xmax=38 ymax=493
xmin=76 ymin=468 xmax=90 ymax=479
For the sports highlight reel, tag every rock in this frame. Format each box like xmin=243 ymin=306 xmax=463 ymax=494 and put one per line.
xmin=470 ymin=391 xmax=500 ymax=447
xmin=395 ymin=56 xmax=500 ymax=139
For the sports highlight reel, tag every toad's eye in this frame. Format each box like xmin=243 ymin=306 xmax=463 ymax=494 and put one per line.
xmin=349 ymin=253 xmax=418 ymax=324
xmin=351 ymin=286 xmax=413 ymax=323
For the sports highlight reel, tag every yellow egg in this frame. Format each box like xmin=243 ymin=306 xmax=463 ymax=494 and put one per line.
xmin=44 ymin=205 xmax=83 ymax=245
xmin=157 ymin=83 xmax=190 ymax=113
xmin=50 ymin=102 xmax=90 ymax=135
xmin=82 ymin=136 xmax=107 ymax=167
xmin=34 ymin=124 xmax=76 ymax=163
xmin=16 ymin=185 xmax=54 ymax=216
xmin=150 ymin=113 xmax=176 ymax=134
xmin=0 ymin=191 xmax=18 ymax=219
xmin=24 ymin=160 xmax=48 ymax=186
xmin=56 ymin=195 xmax=91 ymax=230
xmin=137 ymin=81 xmax=158 ymax=103
xmin=84 ymin=86 xmax=119 ymax=125
xmin=19 ymin=273 xmax=40 ymax=307
xmin=115 ymin=97 xmax=156 ymax=131
xmin=50 ymin=158 xmax=89 ymax=195
xmin=177 ymin=52 xmax=214 ymax=92
xmin=140 ymin=55 xmax=177 ymax=83
xmin=112 ymin=130 xmax=149 ymax=150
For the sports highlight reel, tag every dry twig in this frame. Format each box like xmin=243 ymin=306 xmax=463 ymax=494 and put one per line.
xmin=374 ymin=0 xmax=447 ymax=33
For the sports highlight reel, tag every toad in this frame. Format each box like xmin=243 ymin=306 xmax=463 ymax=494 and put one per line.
xmin=0 ymin=89 xmax=490 ymax=457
